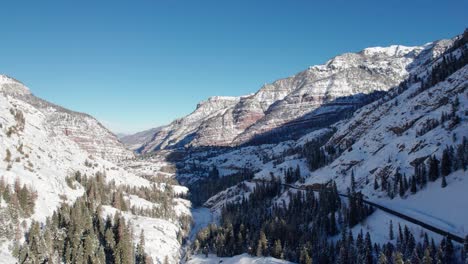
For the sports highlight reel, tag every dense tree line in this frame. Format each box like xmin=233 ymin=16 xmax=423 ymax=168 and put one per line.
xmin=284 ymin=165 xmax=302 ymax=184
xmin=192 ymin=177 xmax=375 ymax=263
xmin=17 ymin=195 xmax=151 ymax=264
xmin=301 ymin=130 xmax=337 ymax=172
xmin=0 ymin=178 xmax=37 ymax=252
xmin=0 ymin=178 xmax=37 ymax=218
xmin=11 ymin=167 xmax=196 ymax=264
xmin=189 ymin=167 xmax=254 ymax=207
xmin=374 ymin=137 xmax=467 ymax=199
xmin=67 ymin=171 xmax=182 ymax=222
xmin=422 ymin=32 xmax=468 ymax=91
xmin=192 ymin=175 xmax=468 ymax=263
xmin=15 ymin=169 xmax=196 ymax=264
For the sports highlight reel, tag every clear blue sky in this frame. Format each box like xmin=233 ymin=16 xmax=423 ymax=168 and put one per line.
xmin=0 ymin=0 xmax=466 ymax=133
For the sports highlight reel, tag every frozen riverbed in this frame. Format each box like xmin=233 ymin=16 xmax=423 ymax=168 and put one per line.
xmin=189 ymin=207 xmax=216 ymax=241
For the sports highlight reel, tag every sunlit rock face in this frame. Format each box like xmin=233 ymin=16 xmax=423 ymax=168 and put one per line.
xmin=129 ymin=41 xmax=452 ymax=153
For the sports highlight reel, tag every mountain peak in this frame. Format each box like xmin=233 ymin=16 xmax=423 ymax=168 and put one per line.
xmin=0 ymin=74 xmax=31 ymax=95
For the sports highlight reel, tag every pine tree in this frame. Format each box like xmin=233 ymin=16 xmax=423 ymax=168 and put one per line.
xmin=456 ymin=137 xmax=467 ymax=171
xmin=295 ymin=165 xmax=301 ymax=181
xmin=136 ymin=231 xmax=146 ymax=264
xmin=441 ymin=148 xmax=451 ymax=176
xmin=422 ymin=249 xmax=432 ymax=264
xmin=428 ymin=156 xmax=440 ymax=181
xmin=272 ymin=239 xmax=282 ymax=259
xmin=105 ymin=228 xmax=116 ymax=261
xmin=410 ymin=176 xmax=417 ymax=194
xmin=441 ymin=174 xmax=447 ymax=188
xmin=410 ymin=249 xmax=421 ymax=264
xmin=365 ymin=232 xmax=373 ymax=264
xmin=256 ymin=231 xmax=268 ymax=257
xmin=389 ymin=220 xmax=394 ymax=240
xmin=351 ymin=171 xmax=356 ymax=193
xmin=399 ymin=178 xmax=405 ymax=197
xmin=444 ymin=237 xmax=454 ymax=263
xmin=300 ymin=246 xmax=312 ymax=264
xmin=463 ymin=235 xmax=468 ymax=263
xmin=330 ymin=211 xmax=337 ymax=235
xmin=374 ymin=177 xmax=379 ymax=190
xmin=393 ymin=251 xmax=405 ymax=264
xmin=378 ymin=252 xmax=388 ymax=264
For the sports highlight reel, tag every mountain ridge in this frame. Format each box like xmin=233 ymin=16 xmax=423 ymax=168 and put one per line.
xmin=125 ymin=40 xmax=453 ymax=153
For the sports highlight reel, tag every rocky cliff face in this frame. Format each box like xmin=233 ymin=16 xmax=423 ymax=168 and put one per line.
xmin=131 ymin=41 xmax=452 ymax=153
xmin=138 ymin=96 xmax=242 ymax=151
xmin=0 ymin=75 xmax=133 ymax=161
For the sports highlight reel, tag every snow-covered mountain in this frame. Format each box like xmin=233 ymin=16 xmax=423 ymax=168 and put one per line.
xmin=128 ymin=40 xmax=453 ymax=153
xmin=120 ymin=126 xmax=165 ymax=151
xmin=1 ymin=29 xmax=467 ymax=264
xmin=164 ymin=30 xmax=468 ymax=263
xmin=0 ymin=76 xmax=191 ymax=263
xmin=0 ymin=75 xmax=133 ymax=162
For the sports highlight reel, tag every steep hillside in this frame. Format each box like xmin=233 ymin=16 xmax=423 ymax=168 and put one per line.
xmin=0 ymin=77 xmax=191 ymax=263
xmin=120 ymin=126 xmax=164 ymax=151
xmin=174 ymin=31 xmax=468 ymax=264
xmin=0 ymin=75 xmax=133 ymax=162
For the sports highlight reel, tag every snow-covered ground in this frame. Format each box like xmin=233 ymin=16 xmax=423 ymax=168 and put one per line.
xmin=186 ymin=254 xmax=295 ymax=264
xmin=375 ymin=170 xmax=468 ymax=238
xmin=102 ymin=205 xmax=188 ymax=264
xmin=0 ymin=79 xmax=194 ymax=264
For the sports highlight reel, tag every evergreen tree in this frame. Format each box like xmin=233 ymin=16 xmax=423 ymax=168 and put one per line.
xmin=378 ymin=252 xmax=388 ymax=264
xmin=136 ymin=231 xmax=147 ymax=264
xmin=393 ymin=251 xmax=405 ymax=264
xmin=444 ymin=237 xmax=454 ymax=263
xmin=399 ymin=178 xmax=405 ymax=197
xmin=463 ymin=235 xmax=468 ymax=263
xmin=410 ymin=249 xmax=421 ymax=264
xmin=422 ymin=248 xmax=432 ymax=264
xmin=300 ymin=246 xmax=312 ymax=264
xmin=428 ymin=156 xmax=440 ymax=181
xmin=365 ymin=232 xmax=373 ymax=264
xmin=272 ymin=239 xmax=282 ymax=259
xmin=441 ymin=148 xmax=452 ymax=176
xmin=389 ymin=220 xmax=394 ymax=240
xmin=410 ymin=176 xmax=417 ymax=194
xmin=441 ymin=174 xmax=447 ymax=188
xmin=351 ymin=170 xmax=356 ymax=193
xmin=256 ymin=231 xmax=268 ymax=257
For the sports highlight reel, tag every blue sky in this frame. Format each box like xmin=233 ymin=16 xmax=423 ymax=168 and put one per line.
xmin=0 ymin=0 xmax=466 ymax=133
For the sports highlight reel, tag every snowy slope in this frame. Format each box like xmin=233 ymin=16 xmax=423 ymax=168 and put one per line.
xmin=166 ymin=33 xmax=468 ymax=260
xmin=0 ymin=75 xmax=133 ymax=162
xmin=199 ymin=65 xmax=468 ymax=240
xmin=186 ymin=254 xmax=294 ymax=264
xmin=0 ymin=77 xmax=192 ymax=264
xmin=120 ymin=126 xmax=165 ymax=151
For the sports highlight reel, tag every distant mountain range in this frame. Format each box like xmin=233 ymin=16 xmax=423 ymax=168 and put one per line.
xmin=123 ymin=39 xmax=454 ymax=153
